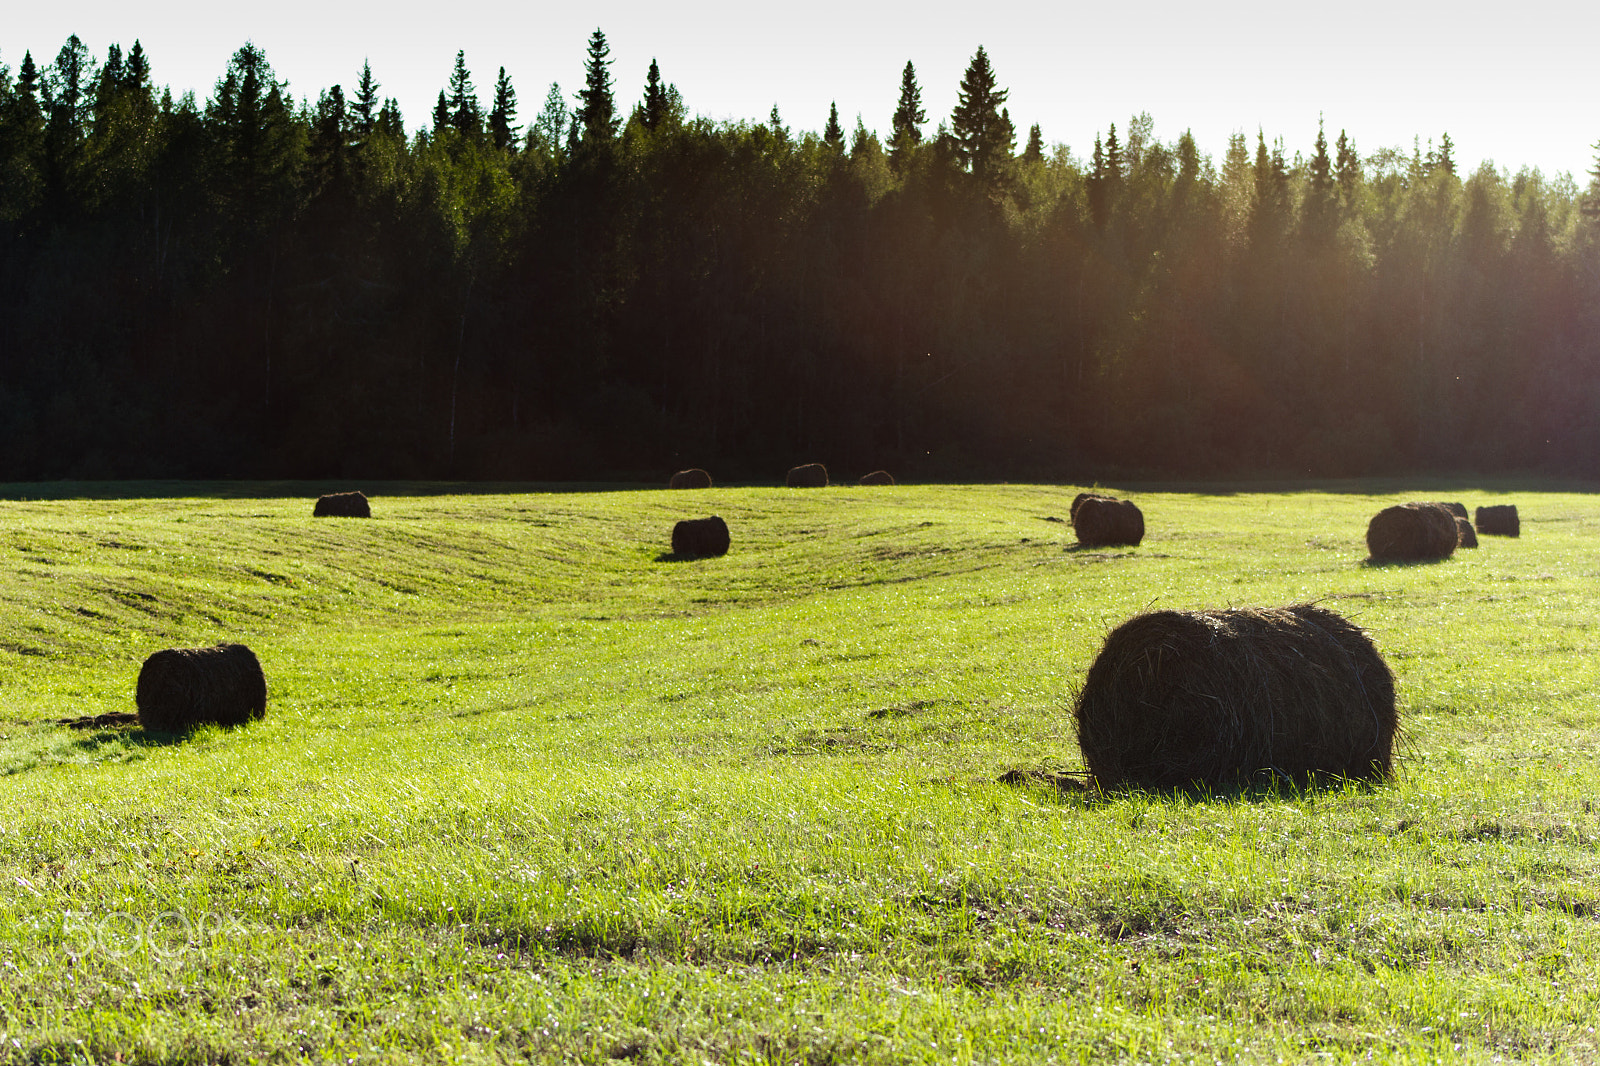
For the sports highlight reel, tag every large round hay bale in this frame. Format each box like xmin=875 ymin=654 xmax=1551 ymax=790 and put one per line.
xmin=1433 ymin=501 xmax=1468 ymax=520
xmin=859 ymin=470 xmax=895 ymax=486
xmin=1073 ymin=496 xmax=1144 ymax=547
xmin=313 ymin=491 xmax=371 ymax=518
xmin=135 ymin=644 xmax=268 ymax=733
xmin=1070 ymin=492 xmax=1116 ymax=521
xmin=1475 ymin=504 xmax=1520 ymax=537
xmin=671 ymin=515 xmax=730 ymax=558
xmin=1074 ymin=605 xmax=1397 ymax=790
xmin=1365 ymin=502 xmax=1457 ymax=562
xmin=785 ymin=463 xmax=828 ymax=488
xmin=669 ymin=468 xmax=713 ymax=489
xmin=1454 ymin=516 xmax=1478 ymax=549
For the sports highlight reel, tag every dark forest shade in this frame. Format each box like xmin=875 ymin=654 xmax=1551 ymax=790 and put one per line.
xmin=1073 ymin=496 xmax=1144 ymax=547
xmin=1475 ymin=505 xmax=1520 ymax=537
xmin=314 ymin=491 xmax=371 ymax=517
xmin=1074 ymin=605 xmax=1397 ymax=790
xmin=1366 ymin=502 xmax=1457 ymax=561
xmin=135 ymin=644 xmax=268 ymax=733
xmin=669 ymin=468 xmax=713 ymax=489
xmin=785 ymin=463 xmax=828 ymax=488
xmin=2 ymin=38 xmax=1596 ymax=485
xmin=858 ymin=470 xmax=895 ymax=486
xmin=670 ymin=515 xmax=730 ymax=557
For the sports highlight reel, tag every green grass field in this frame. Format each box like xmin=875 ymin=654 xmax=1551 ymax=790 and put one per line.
xmin=1 ymin=481 xmax=1597 ymax=1064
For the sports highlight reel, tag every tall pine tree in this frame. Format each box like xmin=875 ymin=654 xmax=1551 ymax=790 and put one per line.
xmin=489 ymin=67 xmax=518 ymax=151
xmin=949 ymin=46 xmax=1012 ymax=185
xmin=576 ymin=29 xmax=617 ymax=143
xmin=889 ymin=60 xmax=925 ymax=171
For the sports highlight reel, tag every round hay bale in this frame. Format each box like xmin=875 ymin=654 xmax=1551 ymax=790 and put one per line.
xmin=671 ymin=515 xmax=730 ymax=558
xmin=1070 ymin=492 xmax=1116 ymax=521
xmin=669 ymin=468 xmax=713 ymax=489
xmin=314 ymin=491 xmax=371 ymax=518
xmin=1365 ymin=502 xmax=1457 ymax=562
xmin=1475 ymin=504 xmax=1520 ymax=537
xmin=1433 ymin=501 xmax=1468 ymax=520
xmin=1074 ymin=604 xmax=1397 ymax=790
xmin=859 ymin=470 xmax=896 ymax=486
xmin=785 ymin=463 xmax=828 ymax=488
xmin=1454 ymin=516 xmax=1478 ymax=549
xmin=135 ymin=644 xmax=268 ymax=733
xmin=1073 ymin=496 xmax=1144 ymax=547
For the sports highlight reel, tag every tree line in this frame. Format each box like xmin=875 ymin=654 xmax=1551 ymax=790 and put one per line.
xmin=2 ymin=31 xmax=1598 ymax=482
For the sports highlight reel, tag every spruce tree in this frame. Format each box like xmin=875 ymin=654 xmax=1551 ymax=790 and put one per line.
xmin=1302 ymin=118 xmax=1337 ymax=244
xmin=531 ymin=81 xmax=568 ymax=155
xmin=125 ymin=41 xmax=149 ymax=89
xmin=1437 ymin=131 xmax=1456 ymax=176
xmin=432 ymin=90 xmax=450 ymax=136
xmin=446 ymin=50 xmax=481 ymax=136
xmin=889 ymin=60 xmax=925 ymax=171
xmin=489 ymin=67 xmax=518 ymax=151
xmin=353 ymin=60 xmax=380 ymax=136
xmin=1335 ymin=130 xmax=1359 ymax=205
xmin=1023 ymin=123 xmax=1043 ymax=164
xmin=823 ymin=102 xmax=844 ymax=152
xmin=576 ymin=28 xmax=617 ymax=142
xmin=949 ymin=46 xmax=1012 ymax=183
xmin=640 ymin=58 xmax=667 ymax=131
xmin=1103 ymin=123 xmax=1122 ymax=182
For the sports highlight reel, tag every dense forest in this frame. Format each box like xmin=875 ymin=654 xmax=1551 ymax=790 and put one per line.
xmin=2 ymin=32 xmax=1598 ymax=482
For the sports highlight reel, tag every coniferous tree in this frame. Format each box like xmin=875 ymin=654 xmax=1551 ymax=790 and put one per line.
xmin=576 ymin=29 xmax=617 ymax=142
xmin=1302 ymin=118 xmax=1337 ymax=245
xmin=125 ymin=41 xmax=149 ymax=88
xmin=376 ymin=98 xmax=404 ymax=139
xmin=432 ymin=91 xmax=450 ymax=136
xmin=639 ymin=58 xmax=667 ymax=130
xmin=949 ymin=45 xmax=1012 ymax=184
xmin=1023 ymin=123 xmax=1043 ymax=164
xmin=489 ymin=67 xmax=518 ymax=151
xmin=446 ymin=51 xmax=481 ymax=136
xmin=823 ymin=102 xmax=844 ymax=152
xmin=889 ymin=60 xmax=925 ymax=171
xmin=1103 ymin=123 xmax=1123 ymax=182
xmin=1437 ymin=132 xmax=1456 ymax=176
xmin=768 ymin=104 xmax=787 ymax=143
xmin=352 ymin=60 xmax=379 ymax=136
xmin=1335 ymin=130 xmax=1360 ymax=206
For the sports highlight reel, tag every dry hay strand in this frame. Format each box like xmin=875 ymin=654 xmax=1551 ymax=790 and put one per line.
xmin=1454 ymin=516 xmax=1478 ymax=549
xmin=1366 ymin=502 xmax=1457 ymax=562
xmin=1073 ymin=496 xmax=1144 ymax=547
xmin=671 ymin=515 xmax=730 ymax=558
xmin=1434 ymin=501 xmax=1469 ymax=519
xmin=785 ymin=463 xmax=829 ymax=488
xmin=669 ymin=468 xmax=713 ymax=489
xmin=1475 ymin=504 xmax=1520 ymax=537
xmin=313 ymin=491 xmax=371 ymax=518
xmin=859 ymin=470 xmax=896 ymax=486
xmin=1074 ymin=604 xmax=1397 ymax=791
xmin=135 ymin=644 xmax=268 ymax=733
xmin=1071 ymin=492 xmax=1116 ymax=521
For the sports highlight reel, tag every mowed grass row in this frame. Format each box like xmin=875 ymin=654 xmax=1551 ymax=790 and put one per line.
xmin=0 ymin=482 xmax=1597 ymax=1063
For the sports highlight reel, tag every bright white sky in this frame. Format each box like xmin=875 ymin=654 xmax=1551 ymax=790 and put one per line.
xmin=7 ymin=0 xmax=1596 ymax=180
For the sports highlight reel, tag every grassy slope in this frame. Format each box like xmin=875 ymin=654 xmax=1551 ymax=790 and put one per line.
xmin=0 ymin=482 xmax=1597 ymax=1064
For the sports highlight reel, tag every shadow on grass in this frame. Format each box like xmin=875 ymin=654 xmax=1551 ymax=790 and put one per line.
xmin=998 ymin=765 xmax=1390 ymax=804
xmin=54 ymin=712 xmax=218 ymax=749
xmin=654 ymin=552 xmax=723 ymax=563
xmin=1360 ymin=556 xmax=1454 ymax=568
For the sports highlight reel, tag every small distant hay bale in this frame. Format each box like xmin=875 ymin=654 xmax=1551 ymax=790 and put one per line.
xmin=135 ymin=644 xmax=268 ymax=733
xmin=1434 ymin=501 xmax=1468 ymax=520
xmin=314 ymin=491 xmax=371 ymax=517
xmin=671 ymin=515 xmax=730 ymax=558
xmin=1073 ymin=496 xmax=1144 ymax=547
xmin=1070 ymin=492 xmax=1116 ymax=521
xmin=786 ymin=463 xmax=828 ymax=488
xmin=859 ymin=470 xmax=895 ymax=486
xmin=669 ymin=468 xmax=713 ymax=489
xmin=1454 ymin=516 xmax=1478 ymax=549
xmin=1475 ymin=504 xmax=1520 ymax=537
xmin=1074 ymin=605 xmax=1397 ymax=791
xmin=1366 ymin=502 xmax=1457 ymax=562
